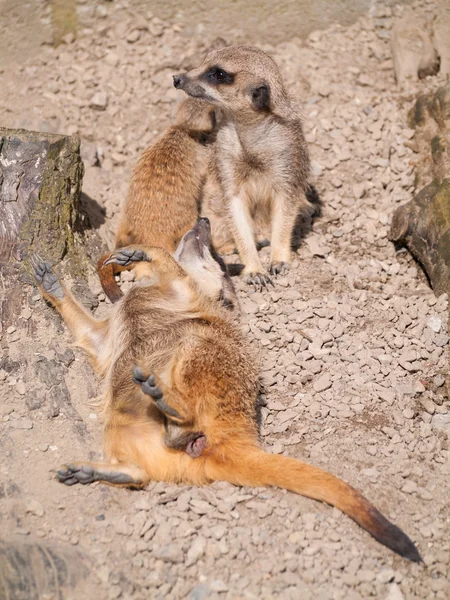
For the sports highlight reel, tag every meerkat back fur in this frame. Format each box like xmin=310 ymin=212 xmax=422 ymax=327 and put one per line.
xmin=174 ymin=45 xmax=314 ymax=288
xmin=32 ymin=219 xmax=421 ymax=563
xmin=98 ymin=97 xmax=221 ymax=303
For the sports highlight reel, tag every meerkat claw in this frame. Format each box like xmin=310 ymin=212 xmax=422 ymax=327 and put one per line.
xmin=269 ymin=262 xmax=291 ymax=277
xmin=103 ymin=248 xmax=148 ymax=268
xmin=245 ymin=272 xmax=274 ymax=292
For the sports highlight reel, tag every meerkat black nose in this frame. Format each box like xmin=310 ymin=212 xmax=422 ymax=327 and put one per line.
xmin=173 ymin=75 xmax=183 ymax=88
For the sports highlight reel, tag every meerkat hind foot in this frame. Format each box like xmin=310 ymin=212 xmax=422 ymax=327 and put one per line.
xmin=31 ymin=255 xmax=65 ymax=299
xmin=57 ymin=463 xmax=145 ymax=488
xmin=269 ymin=261 xmax=291 ymax=277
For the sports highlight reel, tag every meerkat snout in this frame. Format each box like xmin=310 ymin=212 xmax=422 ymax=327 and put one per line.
xmin=173 ymin=75 xmax=184 ymax=88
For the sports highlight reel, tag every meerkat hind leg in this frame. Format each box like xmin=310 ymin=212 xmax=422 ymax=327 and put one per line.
xmin=32 ymin=256 xmax=108 ymax=358
xmin=269 ymin=197 xmax=298 ymax=276
xmin=57 ymin=461 xmax=148 ymax=488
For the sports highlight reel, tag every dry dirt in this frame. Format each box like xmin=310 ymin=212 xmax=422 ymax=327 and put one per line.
xmin=1 ymin=0 xmax=450 ymax=599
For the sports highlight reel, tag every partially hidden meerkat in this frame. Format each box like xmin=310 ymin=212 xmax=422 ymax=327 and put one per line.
xmin=173 ymin=45 xmax=315 ymax=289
xmin=32 ymin=219 xmax=420 ymax=562
xmin=98 ymin=97 xmax=221 ymax=303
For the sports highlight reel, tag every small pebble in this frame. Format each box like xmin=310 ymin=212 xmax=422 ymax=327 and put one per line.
xmin=10 ymin=419 xmax=33 ymax=430
xmin=401 ymin=480 xmax=418 ymax=494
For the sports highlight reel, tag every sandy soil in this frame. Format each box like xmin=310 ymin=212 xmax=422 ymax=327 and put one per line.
xmin=0 ymin=0 xmax=449 ymax=599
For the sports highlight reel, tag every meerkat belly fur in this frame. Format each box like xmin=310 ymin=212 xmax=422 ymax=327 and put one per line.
xmin=98 ymin=97 xmax=221 ymax=303
xmin=32 ymin=219 xmax=421 ymax=562
xmin=174 ymin=45 xmax=313 ymax=288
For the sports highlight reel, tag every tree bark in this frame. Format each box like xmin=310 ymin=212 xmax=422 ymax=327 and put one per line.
xmin=0 ymin=128 xmax=85 ymax=326
xmin=390 ymin=84 xmax=450 ymax=296
xmin=0 ymin=128 xmax=84 ymax=267
xmin=390 ymin=179 xmax=450 ymax=296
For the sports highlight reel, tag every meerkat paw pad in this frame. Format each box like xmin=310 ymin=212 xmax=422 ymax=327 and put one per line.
xmin=103 ymin=248 xmax=148 ymax=268
xmin=132 ymin=367 xmax=181 ymax=420
xmin=269 ymin=262 xmax=291 ymax=276
xmin=133 ymin=367 xmax=162 ymax=399
xmin=31 ymin=255 xmax=65 ymax=299
xmin=57 ymin=464 xmax=95 ymax=486
xmin=245 ymin=272 xmax=274 ymax=291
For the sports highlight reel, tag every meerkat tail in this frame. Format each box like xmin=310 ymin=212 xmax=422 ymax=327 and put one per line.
xmin=204 ymin=447 xmax=422 ymax=562
xmin=97 ymin=254 xmax=124 ymax=304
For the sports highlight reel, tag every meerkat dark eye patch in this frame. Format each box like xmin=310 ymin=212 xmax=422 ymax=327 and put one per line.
xmin=203 ymin=66 xmax=233 ymax=85
xmin=251 ymin=84 xmax=271 ymax=111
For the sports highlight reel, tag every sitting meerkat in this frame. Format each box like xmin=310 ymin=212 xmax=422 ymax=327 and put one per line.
xmin=32 ymin=219 xmax=420 ymax=563
xmin=173 ymin=45 xmax=314 ymax=288
xmin=98 ymin=97 xmax=221 ymax=303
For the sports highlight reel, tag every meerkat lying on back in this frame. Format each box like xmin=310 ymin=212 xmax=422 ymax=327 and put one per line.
xmin=173 ymin=45 xmax=314 ymax=288
xmin=32 ymin=220 xmax=420 ymax=563
xmin=98 ymin=97 xmax=221 ymax=303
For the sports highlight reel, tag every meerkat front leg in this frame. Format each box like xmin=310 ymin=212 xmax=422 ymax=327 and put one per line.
xmin=268 ymin=196 xmax=298 ymax=276
xmin=228 ymin=195 xmax=273 ymax=290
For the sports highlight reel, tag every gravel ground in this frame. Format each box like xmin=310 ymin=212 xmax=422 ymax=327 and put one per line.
xmin=1 ymin=1 xmax=449 ymax=599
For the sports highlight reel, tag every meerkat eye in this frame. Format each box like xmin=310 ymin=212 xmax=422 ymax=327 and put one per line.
xmin=206 ymin=67 xmax=232 ymax=84
xmin=213 ymin=69 xmax=227 ymax=81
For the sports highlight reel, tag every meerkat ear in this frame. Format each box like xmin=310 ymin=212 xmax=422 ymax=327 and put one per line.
xmin=251 ymin=84 xmax=271 ymax=111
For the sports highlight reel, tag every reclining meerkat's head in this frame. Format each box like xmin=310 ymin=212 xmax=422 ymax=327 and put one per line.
xmin=174 ymin=218 xmax=239 ymax=312
xmin=172 ymin=97 xmax=223 ymax=141
xmin=173 ymin=46 xmax=293 ymax=121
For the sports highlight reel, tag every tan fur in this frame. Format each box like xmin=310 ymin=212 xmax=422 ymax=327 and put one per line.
xmin=34 ymin=241 xmax=420 ymax=562
xmin=174 ymin=45 xmax=314 ymax=283
xmin=98 ymin=97 xmax=220 ymax=303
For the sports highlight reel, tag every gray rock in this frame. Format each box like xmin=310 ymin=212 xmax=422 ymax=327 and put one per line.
xmin=186 ymin=536 xmax=207 ymax=566
xmin=153 ymin=543 xmax=184 ymax=564
xmin=401 ymin=479 xmax=418 ymax=494
xmin=189 ymin=584 xmax=211 ymax=600
xmin=90 ymin=91 xmax=108 ymax=110
xmin=313 ymin=373 xmax=332 ymax=393
xmin=431 ymin=414 xmax=450 ymax=436
xmin=427 ymin=316 xmax=442 ymax=333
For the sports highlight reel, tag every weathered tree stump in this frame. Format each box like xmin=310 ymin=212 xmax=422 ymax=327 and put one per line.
xmin=0 ymin=128 xmax=104 ymax=328
xmin=0 ymin=128 xmax=83 ymax=269
xmin=390 ymin=84 xmax=450 ymax=296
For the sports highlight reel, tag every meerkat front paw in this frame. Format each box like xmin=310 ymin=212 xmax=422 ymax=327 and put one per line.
xmin=31 ymin=255 xmax=65 ymax=299
xmin=269 ymin=261 xmax=291 ymax=277
xmin=103 ymin=248 xmax=148 ymax=268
